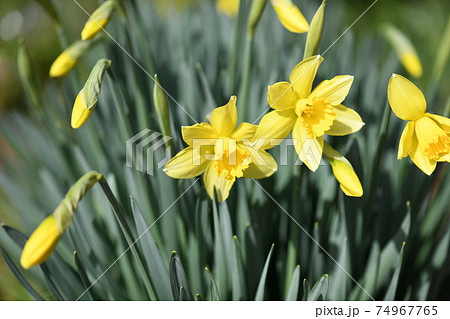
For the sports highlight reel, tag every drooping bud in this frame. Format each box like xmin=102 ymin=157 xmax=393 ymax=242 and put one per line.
xmin=381 ymin=24 xmax=423 ymax=78
xmin=81 ymin=0 xmax=116 ymax=40
xmin=20 ymin=171 xmax=103 ymax=269
xmin=49 ymin=40 xmax=91 ymax=78
xmin=71 ymin=59 xmax=111 ymax=129
xmin=323 ymin=143 xmax=363 ymax=197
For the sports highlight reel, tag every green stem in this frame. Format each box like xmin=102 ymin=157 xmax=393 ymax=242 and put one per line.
xmin=238 ymin=34 xmax=254 ymax=121
xmin=227 ymin=0 xmax=247 ymax=95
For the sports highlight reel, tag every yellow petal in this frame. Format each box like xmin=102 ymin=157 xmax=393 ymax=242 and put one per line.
xmin=20 ymin=215 xmax=62 ymax=269
xmin=398 ymin=121 xmax=415 ymax=159
xmin=415 ymin=116 xmax=450 ymax=162
xmin=252 ymin=109 xmax=297 ymax=149
xmin=71 ymin=90 xmax=94 ymax=129
xmin=211 ymin=96 xmax=238 ymax=136
xmin=203 ymin=163 xmax=234 ymax=202
xmin=427 ymin=113 xmax=450 ymax=132
xmin=324 ymin=144 xmax=363 ymax=197
xmin=164 ymin=147 xmax=210 ymax=179
xmin=290 ymin=55 xmax=323 ymax=99
xmin=267 ymin=81 xmax=297 ymax=110
xmin=242 ymin=150 xmax=278 ymax=179
xmin=409 ymin=134 xmax=437 ymax=175
xmin=182 ymin=123 xmax=217 ymax=146
xmin=270 ymin=0 xmax=309 ymax=33
xmin=326 ymin=104 xmax=365 ymax=136
xmin=387 ymin=74 xmax=426 ymax=121
xmin=310 ymin=75 xmax=354 ymax=106
xmin=231 ymin=122 xmax=258 ymax=140
xmin=292 ymin=120 xmax=324 ymax=172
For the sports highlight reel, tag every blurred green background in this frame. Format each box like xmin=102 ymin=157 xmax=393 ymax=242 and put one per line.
xmin=0 ymin=0 xmax=449 ymax=300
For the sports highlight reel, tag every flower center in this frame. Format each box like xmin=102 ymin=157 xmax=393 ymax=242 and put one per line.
xmin=424 ymin=134 xmax=450 ymax=160
xmin=295 ymin=97 xmax=336 ymax=138
xmin=416 ymin=116 xmax=450 ymax=160
xmin=214 ymin=138 xmax=251 ymax=181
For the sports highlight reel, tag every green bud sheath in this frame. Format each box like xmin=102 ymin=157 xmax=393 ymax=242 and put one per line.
xmin=304 ymin=0 xmax=326 ymax=59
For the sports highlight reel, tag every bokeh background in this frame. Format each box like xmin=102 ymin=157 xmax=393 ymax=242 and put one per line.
xmin=0 ymin=0 xmax=449 ymax=300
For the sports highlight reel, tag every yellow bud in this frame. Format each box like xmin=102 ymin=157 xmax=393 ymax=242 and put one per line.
xmin=154 ymin=74 xmax=173 ymax=146
xmin=49 ymin=40 xmax=90 ymax=78
xmin=71 ymin=90 xmax=93 ymax=129
xmin=20 ymin=171 xmax=102 ymax=268
xmin=324 ymin=143 xmax=363 ymax=197
xmin=20 ymin=215 xmax=62 ymax=269
xmin=381 ymin=24 xmax=423 ymax=78
xmin=71 ymin=59 xmax=111 ymax=129
xmin=81 ymin=0 xmax=116 ymax=40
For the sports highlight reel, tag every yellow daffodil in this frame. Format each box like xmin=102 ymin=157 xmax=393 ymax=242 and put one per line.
xmin=49 ymin=40 xmax=90 ymax=78
xmin=72 ymin=59 xmax=111 ymax=129
xmin=388 ymin=74 xmax=450 ymax=175
xmin=253 ymin=55 xmax=364 ymax=172
xmin=164 ymin=96 xmax=277 ymax=202
xmin=81 ymin=0 xmax=115 ymax=40
xmin=323 ymin=143 xmax=363 ymax=197
xmin=216 ymin=0 xmax=240 ymax=17
xmin=20 ymin=171 xmax=102 ymax=268
xmin=217 ymin=0 xmax=308 ymax=33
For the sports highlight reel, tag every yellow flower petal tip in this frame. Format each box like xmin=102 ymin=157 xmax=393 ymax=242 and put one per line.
xmin=271 ymin=0 xmax=309 ymax=33
xmin=20 ymin=215 xmax=62 ymax=269
xmin=330 ymin=159 xmax=363 ymax=197
xmin=71 ymin=90 xmax=93 ymax=129
xmin=165 ymin=96 xmax=277 ymax=202
xmin=388 ymin=74 xmax=450 ymax=175
xmin=81 ymin=1 xmax=115 ymax=40
xmin=49 ymin=51 xmax=77 ymax=78
xmin=400 ymin=52 xmax=423 ymax=78
xmin=81 ymin=18 xmax=109 ymax=40
xmin=216 ymin=0 xmax=240 ymax=17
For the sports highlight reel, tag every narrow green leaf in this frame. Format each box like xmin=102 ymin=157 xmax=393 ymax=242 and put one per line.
xmin=205 ymin=267 xmax=221 ymax=301
xmin=232 ymin=236 xmax=246 ymax=300
xmin=73 ymin=252 xmax=94 ymax=301
xmin=384 ymin=242 xmax=405 ymax=301
xmin=254 ymin=244 xmax=274 ymax=301
xmin=131 ymin=197 xmax=172 ymax=300
xmin=307 ymin=274 xmax=329 ymax=301
xmin=0 ymin=245 xmax=44 ymax=301
xmin=169 ymin=252 xmax=194 ymax=301
xmin=285 ymin=265 xmax=300 ymax=301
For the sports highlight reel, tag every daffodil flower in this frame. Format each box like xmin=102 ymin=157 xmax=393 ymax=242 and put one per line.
xmin=388 ymin=74 xmax=450 ymax=175
xmin=253 ymin=55 xmax=364 ymax=171
xmin=81 ymin=0 xmax=115 ymax=41
xmin=216 ymin=0 xmax=240 ymax=17
xmin=164 ymin=96 xmax=277 ymax=202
